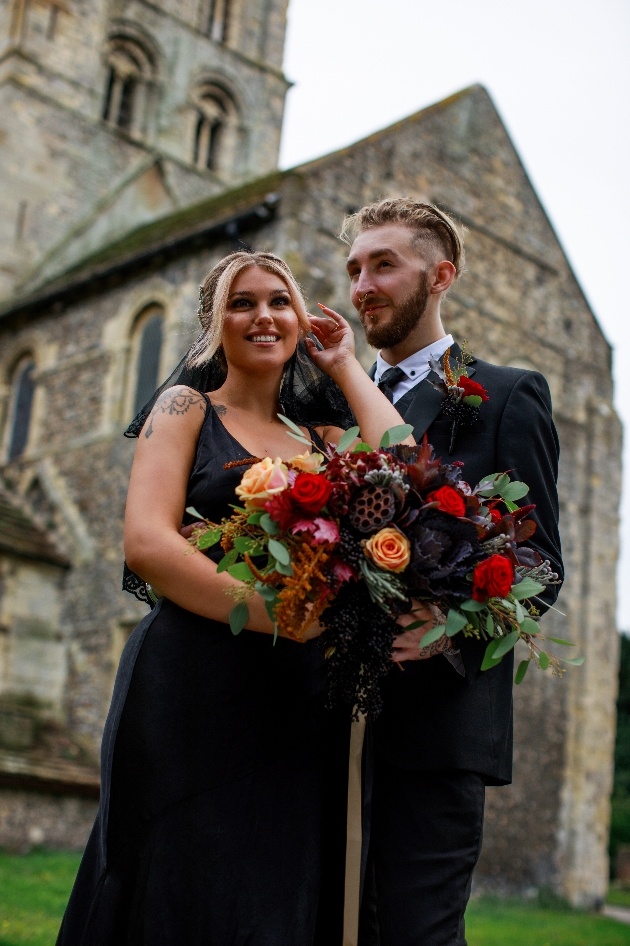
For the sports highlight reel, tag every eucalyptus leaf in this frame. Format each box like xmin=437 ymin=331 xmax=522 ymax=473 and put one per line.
xmin=511 ymin=578 xmax=546 ymax=600
xmin=538 ymin=651 xmax=550 ymax=670
xmin=500 ymin=481 xmax=529 ymax=502
xmin=229 ymin=602 xmax=249 ymax=636
xmin=257 ymin=584 xmax=278 ymax=601
xmin=492 ymin=630 xmax=520 ymax=660
xmin=515 ymin=659 xmax=530 ymax=685
xmin=275 ymin=560 xmax=293 ymax=576
xmin=352 ymin=443 xmax=372 ymax=453
xmin=336 ymin=426 xmax=360 ymax=452
xmin=216 ymin=549 xmax=238 ymax=573
xmin=268 ymin=538 xmax=290 ymax=565
xmin=484 ymin=473 xmax=510 ymax=495
xmin=379 ymin=424 xmax=414 ymax=448
xmin=420 ymin=624 xmax=447 ymax=647
xmin=445 ymin=608 xmax=468 ymax=637
xmin=549 ymin=637 xmax=575 ymax=646
xmin=227 ymin=562 xmax=255 ymax=582
xmin=234 ymin=536 xmax=257 ymax=553
xmin=519 ymin=616 xmax=541 ymax=636
xmin=563 ymin=656 xmax=585 ymax=666
xmin=197 ymin=529 xmax=221 ymax=550
xmin=514 ymin=600 xmax=526 ymax=623
xmin=460 ymin=599 xmax=486 ymax=612
xmin=185 ymin=505 xmax=205 ymax=519
xmin=481 ymin=638 xmax=502 ymax=670
xmin=285 ymin=429 xmax=314 ymax=447
xmin=402 ymin=619 xmax=430 ymax=631
xmin=278 ymin=413 xmax=307 ymax=437
xmin=260 ymin=513 xmax=280 ymax=535
xmin=247 ymin=510 xmax=264 ymax=525
xmin=463 ymin=394 xmax=482 ymax=408
xmin=485 ymin=613 xmax=495 ymax=637
xmin=476 ymin=473 xmax=503 ymax=495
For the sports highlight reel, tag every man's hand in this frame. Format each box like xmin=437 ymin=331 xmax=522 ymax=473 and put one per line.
xmin=392 ymin=601 xmax=452 ymax=663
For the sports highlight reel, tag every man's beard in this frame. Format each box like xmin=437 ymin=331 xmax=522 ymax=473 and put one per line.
xmin=362 ymin=273 xmax=430 ymax=349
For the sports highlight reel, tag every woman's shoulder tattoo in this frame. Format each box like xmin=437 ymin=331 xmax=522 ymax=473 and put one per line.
xmin=145 ymin=387 xmax=206 ymax=438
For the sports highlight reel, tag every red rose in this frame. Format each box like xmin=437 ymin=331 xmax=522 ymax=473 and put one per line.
xmin=290 ymin=472 xmax=333 ymax=514
xmin=459 ymin=377 xmax=489 ymax=401
xmin=488 ymin=506 xmax=502 ymax=524
xmin=264 ymin=491 xmax=297 ymax=531
xmin=427 ymin=485 xmax=467 ymax=517
xmin=472 ymin=554 xmax=515 ymax=602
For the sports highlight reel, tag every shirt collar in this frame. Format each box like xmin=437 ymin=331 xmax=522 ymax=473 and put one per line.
xmin=375 ymin=335 xmax=454 ymax=384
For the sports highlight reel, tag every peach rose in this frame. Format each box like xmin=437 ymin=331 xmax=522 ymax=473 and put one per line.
xmin=289 ymin=451 xmax=325 ymax=473
xmin=363 ymin=527 xmax=411 ymax=573
xmin=235 ymin=457 xmax=289 ymax=508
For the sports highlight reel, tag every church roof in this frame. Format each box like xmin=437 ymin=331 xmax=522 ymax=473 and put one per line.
xmin=0 ymin=172 xmax=286 ymax=322
xmin=0 ymin=482 xmax=69 ymax=567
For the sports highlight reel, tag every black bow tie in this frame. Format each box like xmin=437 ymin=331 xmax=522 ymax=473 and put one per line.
xmin=377 ymin=365 xmax=406 ymax=402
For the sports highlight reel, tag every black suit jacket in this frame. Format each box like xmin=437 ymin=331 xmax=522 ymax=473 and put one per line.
xmin=370 ymin=347 xmax=563 ymax=784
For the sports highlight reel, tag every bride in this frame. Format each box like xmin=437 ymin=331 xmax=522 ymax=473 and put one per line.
xmin=56 ymin=250 xmax=412 ymax=946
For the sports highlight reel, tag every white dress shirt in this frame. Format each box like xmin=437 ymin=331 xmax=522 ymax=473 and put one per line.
xmin=375 ymin=335 xmax=454 ymax=404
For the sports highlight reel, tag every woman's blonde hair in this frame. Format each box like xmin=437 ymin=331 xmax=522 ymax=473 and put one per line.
xmin=187 ymin=251 xmax=311 ymax=367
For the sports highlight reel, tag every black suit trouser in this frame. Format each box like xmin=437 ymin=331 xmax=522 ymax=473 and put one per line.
xmin=358 ymin=763 xmax=485 ymax=946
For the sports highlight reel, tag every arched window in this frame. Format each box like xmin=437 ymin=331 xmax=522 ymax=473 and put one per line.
xmin=7 ymin=357 xmax=36 ymax=461
xmin=132 ymin=307 xmax=164 ymax=416
xmin=191 ymin=85 xmax=238 ymax=174
xmin=102 ymin=38 xmax=154 ymax=135
xmin=205 ymin=0 xmax=232 ymax=44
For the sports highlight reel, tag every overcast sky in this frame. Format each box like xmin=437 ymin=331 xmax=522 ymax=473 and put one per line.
xmin=279 ymin=0 xmax=630 ymax=629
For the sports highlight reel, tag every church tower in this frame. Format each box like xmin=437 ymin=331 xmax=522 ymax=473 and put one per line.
xmin=0 ymin=0 xmax=290 ymax=299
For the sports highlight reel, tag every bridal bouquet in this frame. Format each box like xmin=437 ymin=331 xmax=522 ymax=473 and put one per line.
xmin=189 ymin=422 xmax=573 ymax=716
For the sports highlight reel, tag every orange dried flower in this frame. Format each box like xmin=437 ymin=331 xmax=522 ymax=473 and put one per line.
xmin=274 ymin=541 xmax=334 ymax=640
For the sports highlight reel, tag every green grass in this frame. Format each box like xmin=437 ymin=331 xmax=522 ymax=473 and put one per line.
xmin=0 ymin=850 xmax=80 ymax=946
xmin=608 ymin=884 xmax=630 ymax=909
xmin=1 ymin=851 xmax=630 ymax=946
xmin=466 ymin=897 xmax=630 ymax=945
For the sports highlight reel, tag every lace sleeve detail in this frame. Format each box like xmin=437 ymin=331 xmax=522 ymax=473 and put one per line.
xmin=122 ymin=561 xmax=159 ymax=608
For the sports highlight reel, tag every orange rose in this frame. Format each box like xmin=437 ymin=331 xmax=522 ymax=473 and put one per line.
xmin=289 ymin=451 xmax=325 ymax=473
xmin=235 ymin=457 xmax=289 ymax=508
xmin=364 ymin=527 xmax=411 ymax=573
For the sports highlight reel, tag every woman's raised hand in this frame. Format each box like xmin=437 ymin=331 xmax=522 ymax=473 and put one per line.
xmin=304 ymin=304 xmax=356 ymax=379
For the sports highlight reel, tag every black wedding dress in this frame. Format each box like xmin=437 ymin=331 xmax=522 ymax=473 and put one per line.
xmin=57 ymin=401 xmax=333 ymax=946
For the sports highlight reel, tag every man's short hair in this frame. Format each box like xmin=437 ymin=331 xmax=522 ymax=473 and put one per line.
xmin=340 ymin=198 xmax=465 ymax=278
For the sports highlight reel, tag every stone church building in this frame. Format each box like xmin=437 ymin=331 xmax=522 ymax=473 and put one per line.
xmin=0 ymin=0 xmax=621 ymax=909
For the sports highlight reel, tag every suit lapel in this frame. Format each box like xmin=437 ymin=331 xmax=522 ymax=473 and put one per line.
xmin=369 ymin=343 xmax=477 ymax=438
xmin=392 ymin=344 xmax=477 ymax=438
xmin=402 ymin=375 xmax=446 ymax=437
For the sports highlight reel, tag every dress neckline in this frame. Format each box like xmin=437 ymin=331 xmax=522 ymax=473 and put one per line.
xmin=207 ymin=398 xmax=323 ymax=459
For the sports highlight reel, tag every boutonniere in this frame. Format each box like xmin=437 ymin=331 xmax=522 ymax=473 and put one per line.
xmin=429 ymin=346 xmax=489 ymax=453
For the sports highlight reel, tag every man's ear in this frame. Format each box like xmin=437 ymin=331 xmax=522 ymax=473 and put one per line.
xmin=429 ymin=260 xmax=456 ymax=294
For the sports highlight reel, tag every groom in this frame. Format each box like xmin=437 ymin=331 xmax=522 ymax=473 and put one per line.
xmin=341 ymin=199 xmax=563 ymax=946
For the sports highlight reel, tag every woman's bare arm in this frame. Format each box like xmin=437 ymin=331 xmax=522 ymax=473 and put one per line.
xmin=306 ymin=306 xmax=414 ymax=449
xmin=124 ymin=385 xmax=314 ymax=637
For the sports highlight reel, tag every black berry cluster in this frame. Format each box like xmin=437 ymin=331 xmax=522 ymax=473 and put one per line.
xmin=321 ymin=583 xmax=398 ymax=719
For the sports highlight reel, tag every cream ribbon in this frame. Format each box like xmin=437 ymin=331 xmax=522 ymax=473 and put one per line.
xmin=342 ymin=711 xmax=366 ymax=946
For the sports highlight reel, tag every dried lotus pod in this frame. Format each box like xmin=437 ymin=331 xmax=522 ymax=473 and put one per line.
xmin=348 ymin=485 xmax=396 ymax=533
